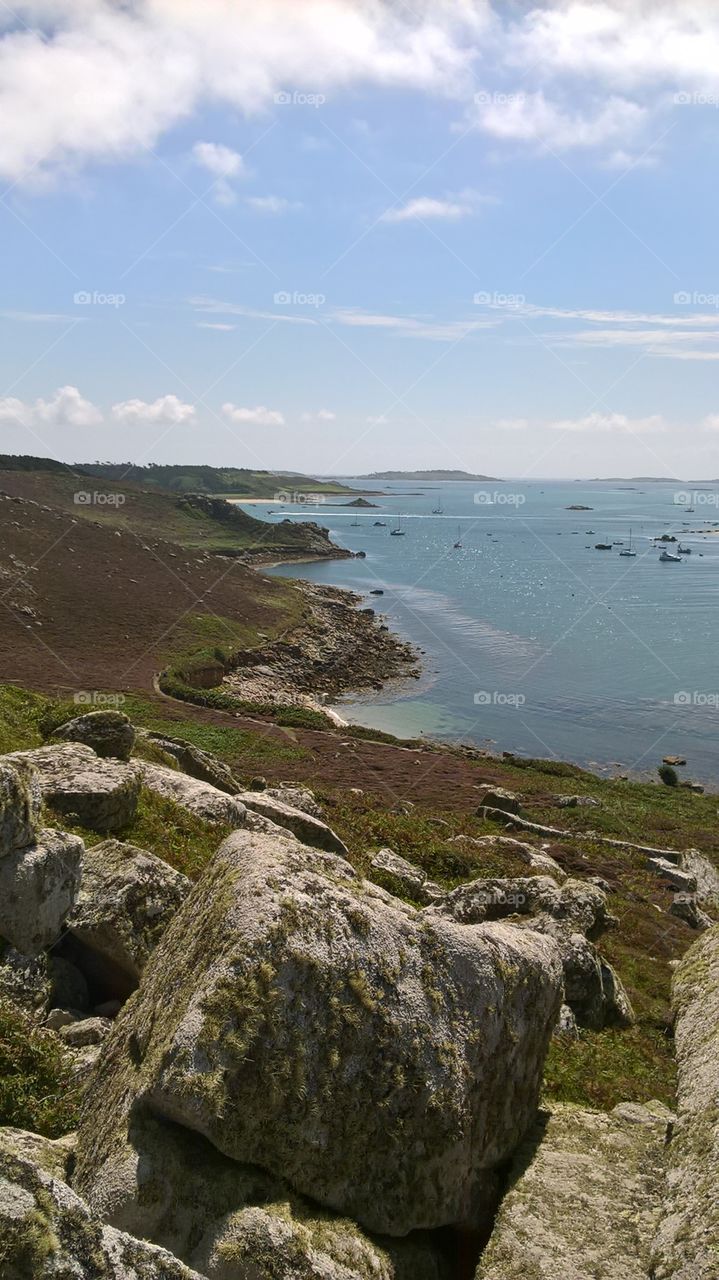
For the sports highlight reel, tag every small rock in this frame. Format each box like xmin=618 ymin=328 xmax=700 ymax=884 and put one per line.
xmin=662 ymin=755 xmax=686 ymax=767
xmin=45 ymin=1007 xmax=80 ymax=1031
xmin=369 ymin=847 xmax=444 ymax=905
xmin=647 ymin=856 xmax=697 ymax=893
xmin=476 ymin=786 xmax=523 ymax=818
xmin=58 ymin=1015 xmax=111 ymax=1047
xmin=669 ymin=893 xmax=712 ymax=930
xmin=94 ymin=998 xmax=123 ymax=1018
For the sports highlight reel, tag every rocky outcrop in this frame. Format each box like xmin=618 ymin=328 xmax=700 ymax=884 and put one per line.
xmin=234 ymin=789 xmax=348 ymax=855
xmin=426 ymin=876 xmax=632 ymax=1031
xmin=0 ymin=1132 xmax=203 ymax=1279
xmin=0 ymin=826 xmax=84 ymax=954
xmin=476 ymin=1102 xmax=671 ymax=1279
xmin=0 ymin=757 xmax=42 ymax=851
xmin=4 ymin=744 xmax=140 ymax=833
xmin=651 ymin=924 xmax=719 ymax=1280
xmin=369 ymin=848 xmax=443 ymax=904
xmin=263 ymin=782 xmax=323 ymax=818
xmin=71 ymin=1108 xmax=448 ymax=1280
xmin=136 ymin=760 xmax=247 ymax=825
xmin=67 ymin=838 xmax=190 ymax=996
xmin=142 ymin=730 xmax=241 ymax=794
xmin=475 ymin=788 xmax=523 ymax=819
xmin=53 ymin=709 xmax=136 ymax=761
xmin=75 ymin=828 xmax=563 ymax=1238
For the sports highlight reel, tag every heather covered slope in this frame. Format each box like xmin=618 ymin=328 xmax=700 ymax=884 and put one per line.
xmin=0 ymin=463 xmax=348 ymax=559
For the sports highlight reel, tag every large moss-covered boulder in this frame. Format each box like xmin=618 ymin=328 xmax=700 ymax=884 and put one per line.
xmin=0 ymin=827 xmax=84 ymax=954
xmin=71 ymin=1108 xmax=449 ymax=1280
xmin=3 ymin=744 xmax=140 ymax=833
xmin=75 ymin=829 xmax=563 ymax=1237
xmin=53 ymin=709 xmax=136 ymax=761
xmin=651 ymin=924 xmax=719 ymax=1280
xmin=67 ymin=839 xmax=190 ymax=996
xmin=476 ymin=1102 xmax=671 ymax=1279
xmin=427 ymin=876 xmax=632 ymax=1031
xmin=0 ymin=1132 xmax=202 ymax=1279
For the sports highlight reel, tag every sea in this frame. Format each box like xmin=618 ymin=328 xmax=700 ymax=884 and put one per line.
xmin=237 ymin=479 xmax=719 ymax=786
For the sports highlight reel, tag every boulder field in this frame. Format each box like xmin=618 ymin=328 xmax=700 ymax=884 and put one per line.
xmin=0 ymin=711 xmax=717 ymax=1278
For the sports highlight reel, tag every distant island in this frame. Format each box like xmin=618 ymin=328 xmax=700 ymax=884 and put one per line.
xmin=585 ymin=476 xmax=685 ymax=483
xmin=351 ymin=469 xmax=500 ymax=482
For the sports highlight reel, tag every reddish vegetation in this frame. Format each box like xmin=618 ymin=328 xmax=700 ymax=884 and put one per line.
xmin=0 ymin=492 xmax=289 ymax=694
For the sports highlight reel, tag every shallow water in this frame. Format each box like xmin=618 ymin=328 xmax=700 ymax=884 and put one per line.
xmin=240 ymin=480 xmax=719 ymax=784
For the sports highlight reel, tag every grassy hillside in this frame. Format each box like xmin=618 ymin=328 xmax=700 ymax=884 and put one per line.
xmin=0 ymin=467 xmax=346 ymax=558
xmin=77 ymin=462 xmax=356 ymax=497
xmin=0 ymin=455 xmax=359 ymax=498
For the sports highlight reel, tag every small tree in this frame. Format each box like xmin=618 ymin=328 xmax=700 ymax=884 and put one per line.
xmin=658 ymin=763 xmax=678 ymax=787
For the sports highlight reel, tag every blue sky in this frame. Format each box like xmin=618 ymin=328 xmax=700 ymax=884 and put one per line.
xmin=2 ymin=1 xmax=719 ymax=478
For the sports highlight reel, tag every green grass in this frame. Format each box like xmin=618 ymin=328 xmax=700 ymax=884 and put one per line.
xmin=123 ymin=695 xmax=311 ymax=769
xmin=0 ymin=686 xmax=47 ymax=753
xmin=0 ymin=997 xmax=81 ymax=1136
xmin=47 ymin=788 xmax=233 ymax=881
xmin=543 ymin=1024 xmax=676 ymax=1110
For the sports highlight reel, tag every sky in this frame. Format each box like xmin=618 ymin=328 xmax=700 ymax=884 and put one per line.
xmin=2 ymin=1 xmax=719 ymax=479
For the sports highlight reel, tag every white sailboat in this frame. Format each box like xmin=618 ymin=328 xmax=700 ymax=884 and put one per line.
xmin=453 ymin=524 xmax=462 ymax=548
xmin=619 ymin=527 xmax=637 ymax=557
xmin=432 ymin=492 xmax=444 ymax=515
xmin=390 ymin=514 xmax=406 ymax=536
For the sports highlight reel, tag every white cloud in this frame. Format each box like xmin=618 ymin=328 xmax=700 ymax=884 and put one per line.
xmin=222 ymin=403 xmax=285 ymax=426
xmin=0 ymin=1 xmax=486 ymax=184
xmin=197 ymin=321 xmax=236 ymax=331
xmin=382 ymin=196 xmax=473 ymax=222
xmin=703 ymin=414 xmax=719 ymax=431
xmin=192 ymin=141 xmax=244 ymax=204
xmin=245 ymin=195 xmax=302 ymax=214
xmin=300 ymin=409 xmax=336 ymax=422
xmin=548 ymin=412 xmax=665 ymax=434
xmin=112 ymin=394 xmax=196 ymax=424
xmin=0 ymin=385 xmax=102 ymax=427
xmin=192 ymin=141 xmax=244 ymax=179
xmin=471 ymin=90 xmax=646 ymax=152
xmin=332 ymin=307 xmax=498 ymax=342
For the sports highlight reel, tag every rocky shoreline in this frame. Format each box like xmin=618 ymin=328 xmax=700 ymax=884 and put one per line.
xmin=222 ymin=578 xmax=421 ymax=713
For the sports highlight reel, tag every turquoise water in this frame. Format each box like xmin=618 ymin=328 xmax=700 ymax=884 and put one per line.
xmin=243 ymin=480 xmax=719 ymax=784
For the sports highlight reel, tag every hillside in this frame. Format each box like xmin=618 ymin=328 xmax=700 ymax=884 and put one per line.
xmin=75 ymin=461 xmax=358 ymax=497
xmin=0 ymin=465 xmax=347 ymax=561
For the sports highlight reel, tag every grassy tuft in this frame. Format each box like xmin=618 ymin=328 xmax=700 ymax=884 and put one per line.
xmin=0 ymin=997 xmax=81 ymax=1136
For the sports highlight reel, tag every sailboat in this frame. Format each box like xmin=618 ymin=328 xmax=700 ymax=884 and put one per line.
xmin=390 ymin=514 xmax=405 ymax=537
xmin=678 ymin=543 xmax=692 ymax=555
xmin=453 ymin=524 xmax=462 ymax=548
xmin=619 ymin=527 xmax=637 ymax=557
xmin=432 ymin=492 xmax=444 ymax=515
xmin=351 ymin=514 xmax=361 ymax=528
xmin=659 ymin=547 xmax=681 ymax=562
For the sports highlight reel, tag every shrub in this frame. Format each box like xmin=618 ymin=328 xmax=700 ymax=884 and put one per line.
xmin=0 ymin=998 xmax=80 ymax=1136
xmin=658 ymin=764 xmax=678 ymax=787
